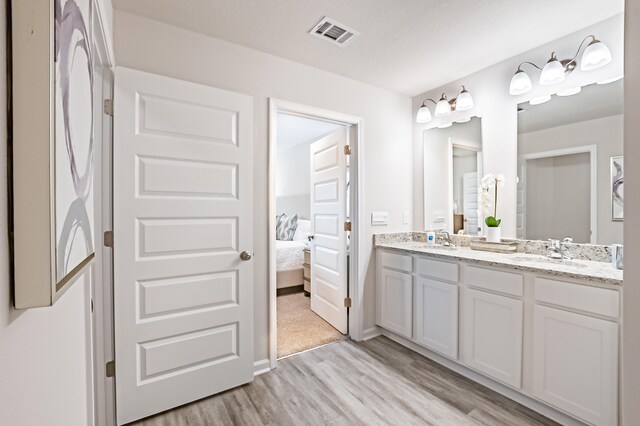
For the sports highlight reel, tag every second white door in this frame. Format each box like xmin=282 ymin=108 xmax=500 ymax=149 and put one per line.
xmin=309 ymin=129 xmax=349 ymax=334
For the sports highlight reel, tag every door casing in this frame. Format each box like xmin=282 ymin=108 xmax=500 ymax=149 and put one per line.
xmin=268 ymin=98 xmax=364 ymax=369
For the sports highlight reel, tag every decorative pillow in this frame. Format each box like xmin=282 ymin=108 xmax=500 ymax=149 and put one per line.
xmin=293 ymin=219 xmax=311 ymax=241
xmin=276 ymin=214 xmax=298 ymax=241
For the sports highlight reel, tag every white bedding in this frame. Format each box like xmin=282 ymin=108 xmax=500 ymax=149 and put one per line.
xmin=276 ymin=240 xmax=307 ymax=271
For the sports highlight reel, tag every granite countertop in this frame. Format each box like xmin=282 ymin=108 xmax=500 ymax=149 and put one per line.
xmin=375 ymin=240 xmax=623 ymax=287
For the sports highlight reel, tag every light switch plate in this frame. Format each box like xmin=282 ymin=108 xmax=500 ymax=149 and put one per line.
xmin=371 ymin=211 xmax=389 ymax=226
xmin=403 ymin=211 xmax=409 ymax=225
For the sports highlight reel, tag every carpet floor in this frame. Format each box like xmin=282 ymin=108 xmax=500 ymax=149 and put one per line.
xmin=277 ymin=291 xmax=344 ymax=358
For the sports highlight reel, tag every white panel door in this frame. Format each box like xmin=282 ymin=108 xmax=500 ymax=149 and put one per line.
xmin=462 ymin=172 xmax=478 ymax=235
xmin=463 ymin=288 xmax=523 ymax=388
xmin=532 ymin=305 xmax=618 ymax=426
xmin=415 ymin=277 xmax=458 ymax=359
xmin=113 ymin=67 xmax=254 ymax=425
xmin=310 ymin=129 xmax=348 ymax=334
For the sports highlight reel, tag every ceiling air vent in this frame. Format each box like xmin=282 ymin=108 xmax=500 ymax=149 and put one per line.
xmin=309 ymin=17 xmax=360 ymax=47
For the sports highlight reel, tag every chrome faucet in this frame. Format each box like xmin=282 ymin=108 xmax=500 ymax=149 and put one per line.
xmin=437 ymin=231 xmax=456 ymax=247
xmin=548 ymin=237 xmax=573 ymax=260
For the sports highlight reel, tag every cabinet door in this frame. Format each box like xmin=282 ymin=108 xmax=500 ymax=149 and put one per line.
xmin=463 ymin=288 xmax=523 ymax=388
xmin=376 ymin=267 xmax=413 ymax=339
xmin=532 ymin=305 xmax=618 ymax=426
xmin=415 ymin=277 xmax=458 ymax=359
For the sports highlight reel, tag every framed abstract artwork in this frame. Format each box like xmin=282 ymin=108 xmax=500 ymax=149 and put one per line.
xmin=611 ymin=156 xmax=624 ymax=222
xmin=12 ymin=0 xmax=95 ymax=308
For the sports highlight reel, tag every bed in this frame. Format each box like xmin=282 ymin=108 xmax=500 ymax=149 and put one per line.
xmin=276 ymin=240 xmax=307 ymax=289
xmin=276 ymin=219 xmax=310 ymax=289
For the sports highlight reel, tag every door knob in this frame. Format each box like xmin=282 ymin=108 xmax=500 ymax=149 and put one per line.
xmin=240 ymin=251 xmax=252 ymax=261
xmin=308 ymin=234 xmax=315 ymax=241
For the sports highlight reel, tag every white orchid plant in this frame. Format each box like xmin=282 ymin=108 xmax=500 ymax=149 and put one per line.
xmin=479 ymin=173 xmax=505 ymax=228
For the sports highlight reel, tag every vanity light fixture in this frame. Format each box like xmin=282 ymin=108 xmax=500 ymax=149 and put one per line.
xmin=557 ymin=87 xmax=582 ymax=97
xmin=509 ymin=35 xmax=612 ymax=95
xmin=415 ymin=86 xmax=474 ymax=123
xmin=529 ymin=95 xmax=551 ymax=106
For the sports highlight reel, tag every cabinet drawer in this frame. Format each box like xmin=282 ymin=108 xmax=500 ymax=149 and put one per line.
xmin=380 ymin=250 xmax=413 ymax=273
xmin=464 ymin=265 xmax=523 ymax=297
xmin=416 ymin=256 xmax=459 ymax=283
xmin=534 ymin=278 xmax=620 ymax=318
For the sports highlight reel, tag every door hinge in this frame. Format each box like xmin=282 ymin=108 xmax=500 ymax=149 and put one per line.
xmin=103 ymin=99 xmax=114 ymax=116
xmin=344 ymin=297 xmax=352 ymax=308
xmin=103 ymin=231 xmax=113 ymax=247
xmin=106 ymin=361 xmax=115 ymax=378
xmin=344 ymin=221 xmax=352 ymax=232
xmin=344 ymin=145 xmax=351 ymax=155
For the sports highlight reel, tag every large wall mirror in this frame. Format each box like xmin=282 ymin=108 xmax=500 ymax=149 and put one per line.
xmin=517 ymin=79 xmax=623 ymax=244
xmin=423 ymin=117 xmax=483 ymax=235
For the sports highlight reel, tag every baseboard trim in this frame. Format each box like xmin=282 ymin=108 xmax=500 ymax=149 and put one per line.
xmin=253 ymin=359 xmax=271 ymax=377
xmin=380 ymin=329 xmax=586 ymax=426
xmin=362 ymin=326 xmax=382 ymax=341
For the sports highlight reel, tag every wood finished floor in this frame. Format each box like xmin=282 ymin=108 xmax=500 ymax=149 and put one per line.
xmin=130 ymin=336 xmax=559 ymax=426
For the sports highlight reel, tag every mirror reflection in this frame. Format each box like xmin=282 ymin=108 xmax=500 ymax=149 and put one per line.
xmin=423 ymin=117 xmax=482 ymax=235
xmin=517 ymin=79 xmax=623 ymax=244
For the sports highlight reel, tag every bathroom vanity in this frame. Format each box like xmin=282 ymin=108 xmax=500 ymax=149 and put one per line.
xmin=374 ymin=233 xmax=622 ymax=426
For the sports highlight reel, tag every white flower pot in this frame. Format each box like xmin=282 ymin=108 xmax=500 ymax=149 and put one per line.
xmin=486 ymin=226 xmax=501 ymax=243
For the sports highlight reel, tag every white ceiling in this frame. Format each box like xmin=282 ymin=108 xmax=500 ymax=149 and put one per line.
xmin=277 ymin=113 xmax=343 ymax=152
xmin=518 ymin=78 xmax=624 ymax=133
xmin=113 ymin=0 xmax=624 ymax=96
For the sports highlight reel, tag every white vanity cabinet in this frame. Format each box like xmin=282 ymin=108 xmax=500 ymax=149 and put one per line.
xmin=376 ymin=251 xmax=413 ymax=339
xmin=532 ymin=278 xmax=620 ymax=426
xmin=374 ymin=247 xmax=622 ymax=426
xmin=414 ymin=276 xmax=459 ymax=359
xmin=462 ymin=266 xmax=524 ymax=388
xmin=463 ymin=288 xmax=523 ymax=388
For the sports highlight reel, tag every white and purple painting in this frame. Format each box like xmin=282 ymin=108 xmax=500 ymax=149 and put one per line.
xmin=611 ymin=156 xmax=623 ymax=222
xmin=54 ymin=0 xmax=94 ymax=283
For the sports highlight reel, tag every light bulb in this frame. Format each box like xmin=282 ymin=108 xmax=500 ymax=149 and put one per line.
xmin=416 ymin=105 xmax=432 ymax=123
xmin=581 ymin=39 xmax=612 ymax=71
xmin=540 ymin=53 xmax=565 ymax=85
xmin=509 ymin=69 xmax=532 ymax=95
xmin=435 ymin=94 xmax=451 ymax=117
xmin=557 ymin=87 xmax=581 ymax=97
xmin=529 ymin=95 xmax=551 ymax=105
xmin=456 ymin=86 xmax=474 ymax=111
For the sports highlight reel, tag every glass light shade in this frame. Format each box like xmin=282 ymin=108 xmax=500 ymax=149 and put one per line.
xmin=581 ymin=40 xmax=612 ymax=71
xmin=416 ymin=105 xmax=432 ymax=123
xmin=435 ymin=97 xmax=451 ymax=117
xmin=529 ymin=95 xmax=551 ymax=105
xmin=540 ymin=56 xmax=565 ymax=85
xmin=557 ymin=87 xmax=581 ymax=97
xmin=509 ymin=70 xmax=532 ymax=95
xmin=456 ymin=88 xmax=474 ymax=111
xmin=437 ymin=122 xmax=452 ymax=129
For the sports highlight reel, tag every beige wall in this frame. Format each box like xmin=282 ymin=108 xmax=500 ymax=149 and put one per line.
xmin=0 ymin=1 xmax=94 ymax=424
xmin=412 ymin=15 xmax=624 ymax=238
xmin=519 ymin=114 xmax=624 ymax=244
xmin=113 ymin=11 xmax=413 ymax=358
xmin=623 ymin=1 xmax=640 ymax=422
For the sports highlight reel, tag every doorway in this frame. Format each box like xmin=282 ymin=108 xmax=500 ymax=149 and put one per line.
xmin=518 ymin=145 xmax=597 ymax=243
xmin=268 ymin=99 xmax=362 ymax=367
